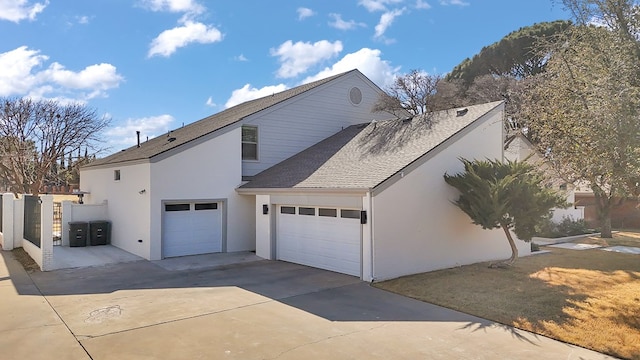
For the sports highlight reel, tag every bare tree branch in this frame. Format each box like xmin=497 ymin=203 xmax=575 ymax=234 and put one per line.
xmin=0 ymin=97 xmax=110 ymax=195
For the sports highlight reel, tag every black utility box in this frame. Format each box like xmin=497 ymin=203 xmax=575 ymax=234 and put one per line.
xmin=89 ymin=221 xmax=111 ymax=246
xmin=69 ymin=221 xmax=88 ymax=247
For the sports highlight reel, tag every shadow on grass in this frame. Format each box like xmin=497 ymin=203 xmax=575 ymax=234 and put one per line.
xmin=375 ymin=247 xmax=640 ymax=359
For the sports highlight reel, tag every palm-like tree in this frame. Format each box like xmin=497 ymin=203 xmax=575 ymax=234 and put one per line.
xmin=444 ymin=158 xmax=565 ymax=267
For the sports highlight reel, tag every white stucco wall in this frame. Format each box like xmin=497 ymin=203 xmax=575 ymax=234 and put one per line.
xmin=254 ymin=194 xmax=272 ymax=259
xmin=80 ymin=162 xmax=152 ymax=259
xmin=372 ymin=107 xmax=531 ymax=281
xmin=150 ymin=127 xmax=254 ymax=260
xmin=60 ymin=201 xmax=108 ymax=246
xmin=1 ymin=193 xmax=15 ymax=250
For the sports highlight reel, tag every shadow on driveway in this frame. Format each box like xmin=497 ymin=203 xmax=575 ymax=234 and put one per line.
xmin=1 ymin=250 xmax=613 ymax=360
xmin=18 ymin=253 xmax=482 ymax=323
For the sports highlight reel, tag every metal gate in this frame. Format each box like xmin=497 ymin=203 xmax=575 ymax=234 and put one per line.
xmin=53 ymin=202 xmax=62 ymax=246
xmin=23 ymin=195 xmax=41 ymax=247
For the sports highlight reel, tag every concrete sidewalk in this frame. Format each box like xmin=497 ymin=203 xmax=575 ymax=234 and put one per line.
xmin=1 ymin=250 xmax=617 ymax=360
xmin=0 ymin=250 xmax=89 ymax=360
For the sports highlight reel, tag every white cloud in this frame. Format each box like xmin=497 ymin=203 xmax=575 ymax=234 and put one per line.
xmin=148 ymin=20 xmax=223 ymax=57
xmin=328 ymin=13 xmax=366 ymax=30
xmin=297 ymin=7 xmax=314 ymax=20
xmin=105 ymin=114 xmax=175 ymax=148
xmin=225 ymin=83 xmax=288 ymax=109
xmin=0 ymin=46 xmax=46 ymax=95
xmin=302 ymin=48 xmax=399 ymax=89
xmin=138 ymin=0 xmax=204 ymax=15
xmin=439 ymin=0 xmax=469 ymax=6
xmin=271 ymin=40 xmax=343 ymax=78
xmin=223 ymin=48 xmax=399 ymax=110
xmin=374 ymin=8 xmax=405 ymax=39
xmin=0 ymin=0 xmax=47 ymax=23
xmin=205 ymin=96 xmax=216 ymax=107
xmin=358 ymin=0 xmax=403 ymax=12
xmin=416 ymin=0 xmax=431 ymax=9
xmin=76 ymin=15 xmax=90 ymax=24
xmin=43 ymin=63 xmax=123 ymax=93
xmin=234 ymin=54 xmax=248 ymax=62
xmin=0 ymin=46 xmax=124 ymax=100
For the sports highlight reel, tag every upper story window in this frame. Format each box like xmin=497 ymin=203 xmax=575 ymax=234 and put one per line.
xmin=114 ymin=169 xmax=121 ymax=181
xmin=242 ymin=125 xmax=258 ymax=160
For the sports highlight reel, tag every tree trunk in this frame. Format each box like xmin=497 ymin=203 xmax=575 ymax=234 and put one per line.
xmin=593 ymin=188 xmax=613 ymax=238
xmin=600 ymin=214 xmax=612 ymax=238
xmin=490 ymin=224 xmax=519 ymax=268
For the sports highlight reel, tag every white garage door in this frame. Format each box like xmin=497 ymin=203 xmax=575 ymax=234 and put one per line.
xmin=163 ymin=202 xmax=223 ymax=258
xmin=277 ymin=205 xmax=361 ymax=276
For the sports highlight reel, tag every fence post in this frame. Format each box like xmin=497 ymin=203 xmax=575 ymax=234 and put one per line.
xmin=1 ymin=193 xmax=15 ymax=250
xmin=13 ymin=196 xmax=24 ymax=249
xmin=40 ymin=195 xmax=54 ymax=271
xmin=61 ymin=201 xmax=73 ymax=246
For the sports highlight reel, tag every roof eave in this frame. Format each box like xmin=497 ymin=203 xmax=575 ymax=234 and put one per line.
xmin=236 ymin=187 xmax=370 ymax=196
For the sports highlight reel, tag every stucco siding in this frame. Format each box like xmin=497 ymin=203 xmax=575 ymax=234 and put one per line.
xmin=372 ymin=109 xmax=531 ymax=281
xmin=80 ymin=163 xmax=152 ymax=259
xmin=242 ymin=73 xmax=387 ymax=176
xmin=149 ymin=127 xmax=254 ymax=260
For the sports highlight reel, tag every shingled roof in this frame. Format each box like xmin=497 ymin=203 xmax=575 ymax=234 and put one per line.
xmin=239 ymin=101 xmax=503 ymax=191
xmin=85 ymin=70 xmax=358 ymax=168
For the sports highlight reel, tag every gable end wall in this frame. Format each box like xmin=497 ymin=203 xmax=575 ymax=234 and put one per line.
xmin=242 ymin=72 xmax=388 ymax=177
xmin=371 ymin=108 xmax=531 ymax=281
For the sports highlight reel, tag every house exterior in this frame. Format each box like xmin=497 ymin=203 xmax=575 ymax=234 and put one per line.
xmin=80 ymin=70 xmax=392 ymax=261
xmin=239 ymin=100 xmax=530 ymax=281
xmin=503 ymin=133 xmax=584 ymax=222
xmin=81 ymin=69 xmax=530 ymax=281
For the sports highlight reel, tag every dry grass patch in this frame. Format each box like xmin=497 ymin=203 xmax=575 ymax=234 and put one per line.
xmin=579 ymin=230 xmax=640 ymax=248
xmin=374 ymin=237 xmax=640 ymax=360
xmin=12 ymin=248 xmax=40 ymax=272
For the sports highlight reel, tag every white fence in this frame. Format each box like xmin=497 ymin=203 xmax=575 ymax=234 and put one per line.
xmin=0 ymin=193 xmax=54 ymax=271
xmin=0 ymin=194 xmax=109 ymax=271
xmin=551 ymin=206 xmax=585 ymax=223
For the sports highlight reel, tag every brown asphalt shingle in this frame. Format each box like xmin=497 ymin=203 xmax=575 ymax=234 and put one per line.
xmin=241 ymin=101 xmax=503 ymax=190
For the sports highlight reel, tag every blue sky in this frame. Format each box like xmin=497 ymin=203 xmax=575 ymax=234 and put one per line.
xmin=0 ymin=0 xmax=569 ymax=153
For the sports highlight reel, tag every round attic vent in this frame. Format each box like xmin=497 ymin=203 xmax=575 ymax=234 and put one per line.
xmin=349 ymin=87 xmax=363 ymax=105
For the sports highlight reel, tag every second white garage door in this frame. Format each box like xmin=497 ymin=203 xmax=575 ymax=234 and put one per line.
xmin=163 ymin=202 xmax=223 ymax=258
xmin=277 ymin=205 xmax=361 ymax=276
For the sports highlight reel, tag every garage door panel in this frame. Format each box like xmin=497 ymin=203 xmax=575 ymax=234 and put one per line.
xmin=163 ymin=202 xmax=222 ymax=258
xmin=277 ymin=206 xmax=360 ymax=276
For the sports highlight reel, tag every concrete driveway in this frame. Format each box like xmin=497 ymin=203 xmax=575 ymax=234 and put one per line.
xmin=0 ymin=251 xmax=615 ymax=360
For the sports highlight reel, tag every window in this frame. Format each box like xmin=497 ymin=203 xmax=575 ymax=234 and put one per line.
xmin=349 ymin=87 xmax=362 ymax=105
xmin=280 ymin=206 xmax=295 ymax=214
xmin=114 ymin=170 xmax=121 ymax=181
xmin=242 ymin=126 xmax=258 ymax=160
xmin=340 ymin=209 xmax=360 ymax=219
xmin=165 ymin=204 xmax=190 ymax=211
xmin=195 ymin=203 xmax=218 ymax=210
xmin=299 ymin=207 xmax=315 ymax=216
xmin=319 ymin=208 xmax=337 ymax=217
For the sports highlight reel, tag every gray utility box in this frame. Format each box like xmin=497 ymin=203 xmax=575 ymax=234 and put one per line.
xmin=89 ymin=221 xmax=111 ymax=246
xmin=69 ymin=221 xmax=88 ymax=247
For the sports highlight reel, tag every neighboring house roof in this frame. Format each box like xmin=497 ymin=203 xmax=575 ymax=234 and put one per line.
xmin=85 ymin=69 xmax=362 ymax=168
xmin=240 ymin=101 xmax=503 ymax=191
